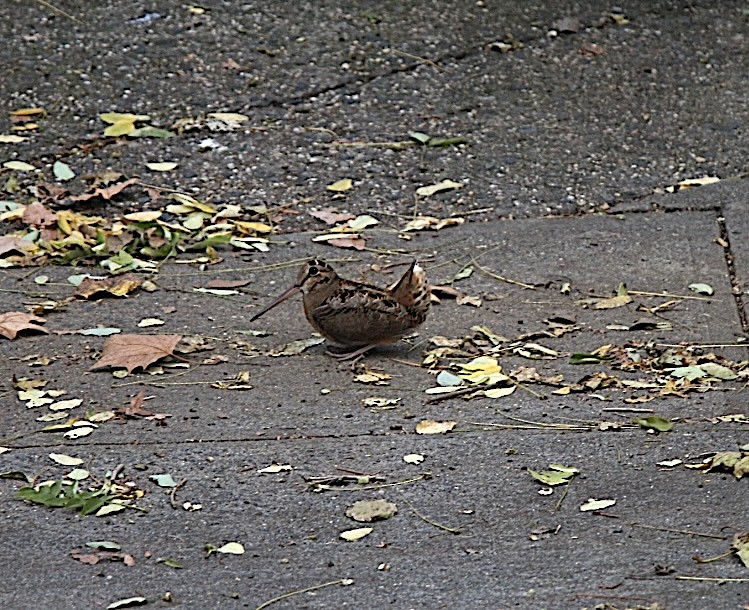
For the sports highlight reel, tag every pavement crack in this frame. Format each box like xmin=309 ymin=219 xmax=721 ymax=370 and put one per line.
xmin=716 ymin=213 xmax=749 ymax=336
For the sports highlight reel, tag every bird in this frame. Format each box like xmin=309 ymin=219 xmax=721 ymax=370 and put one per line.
xmin=250 ymin=259 xmax=430 ymax=361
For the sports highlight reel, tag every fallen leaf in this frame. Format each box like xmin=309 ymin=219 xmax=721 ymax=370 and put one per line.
xmin=340 ymin=527 xmax=373 ymax=541
xmin=415 ymin=179 xmax=464 ymax=197
xmin=309 ymin=208 xmax=355 ymax=225
xmin=580 ymin=498 xmax=616 ymax=512
xmin=403 ymin=453 xmax=425 ymax=464
xmin=688 ymin=282 xmax=714 ymax=296
xmin=0 ymin=311 xmax=48 ymax=339
xmin=257 ymin=464 xmax=293 ymax=474
xmin=362 ymin=397 xmax=400 ymax=408
xmin=49 ymin=453 xmax=83 ymax=466
xmin=311 ymin=233 xmax=367 ymax=250
xmin=91 ymin=334 xmax=182 ymax=373
xmin=732 ymin=532 xmax=749 ymax=568
xmin=346 ymin=499 xmax=397 ymax=522
xmin=53 ymin=161 xmax=75 ymax=181
xmin=74 ymin=275 xmax=142 ymax=299
xmin=401 ymin=215 xmax=465 ymax=232
xmin=354 ymin=369 xmax=391 ymax=385
xmin=529 ymin=464 xmax=579 ymax=486
xmin=149 ymin=473 xmax=177 ymax=488
xmin=327 ymin=178 xmax=353 ymax=192
xmin=485 ymin=386 xmax=516 ymax=398
xmin=216 ymin=542 xmax=245 ymax=555
xmin=268 ymin=336 xmax=325 ymax=356
xmin=633 ymin=415 xmax=673 ymax=432
xmin=146 ymin=161 xmax=178 ymax=172
xmin=415 ymin=419 xmax=457 ymax=435
xmin=3 ymin=160 xmax=36 ymax=171
xmin=71 ymin=178 xmax=139 ymax=202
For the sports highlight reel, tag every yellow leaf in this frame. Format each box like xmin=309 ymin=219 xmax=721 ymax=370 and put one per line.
xmin=459 ymin=356 xmax=509 ymax=385
xmin=327 ymin=178 xmax=353 ymax=192
xmin=0 ymin=134 xmax=28 ymax=143
xmin=11 ymin=107 xmax=45 ymax=117
xmin=485 ymin=386 xmax=516 ymax=398
xmin=340 ymin=527 xmax=373 ymax=541
xmin=207 ymin=112 xmax=248 ymax=122
xmin=99 ymin=112 xmax=150 ymax=124
xmin=104 ymin=120 xmax=136 ymax=137
xmin=124 ymin=211 xmax=162 ymax=222
xmin=415 ymin=179 xmax=464 ymax=197
xmin=233 ymin=220 xmax=274 ymax=234
xmin=3 ymin=161 xmax=36 ymax=171
xmin=415 ymin=419 xmax=457 ymax=434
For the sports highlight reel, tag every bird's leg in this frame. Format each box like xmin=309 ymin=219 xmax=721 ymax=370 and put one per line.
xmin=325 ymin=344 xmax=376 ymax=363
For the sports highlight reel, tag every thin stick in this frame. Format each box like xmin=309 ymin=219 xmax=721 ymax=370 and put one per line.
xmin=390 ymin=48 xmax=443 ymax=70
xmin=471 ymin=259 xmax=536 ymax=290
xmin=339 ymin=474 xmax=428 ymax=492
xmin=602 ymin=407 xmax=655 ymax=413
xmin=628 ymin=289 xmax=712 ymax=301
xmin=693 ymin=550 xmax=733 ymax=563
xmin=34 ymin=0 xmax=84 ymax=23
xmin=169 ymin=479 xmax=187 ymax=509
xmin=555 ymin=481 xmax=571 ymax=511
xmin=401 ymin=497 xmax=461 ymax=535
xmin=630 ymin=522 xmax=727 ymax=540
xmin=254 ymin=579 xmax=352 ymax=610
xmin=674 ymin=576 xmax=749 ymax=583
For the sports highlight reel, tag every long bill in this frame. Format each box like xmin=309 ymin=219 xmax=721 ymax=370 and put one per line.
xmin=249 ymin=285 xmax=302 ymax=321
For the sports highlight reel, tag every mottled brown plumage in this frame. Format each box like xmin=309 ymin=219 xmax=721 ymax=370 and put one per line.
xmin=250 ymin=260 xmax=430 ymax=360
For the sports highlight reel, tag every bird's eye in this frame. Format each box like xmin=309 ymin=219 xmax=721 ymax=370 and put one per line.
xmin=308 ymin=266 xmax=319 ymax=276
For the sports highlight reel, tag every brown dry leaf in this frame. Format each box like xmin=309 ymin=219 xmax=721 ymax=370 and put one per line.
xmin=415 ymin=419 xmax=457 ymax=435
xmin=309 ymin=208 xmax=355 ymax=225
xmin=456 ymin=294 xmax=482 ymax=307
xmin=71 ymin=178 xmax=139 ymax=202
xmin=0 ymin=312 xmax=48 ymax=340
xmin=21 ymin=202 xmax=58 ymax=227
xmin=74 ymin=275 xmax=142 ymax=299
xmin=732 ymin=532 xmax=749 ymax=568
xmin=402 ymin=216 xmax=465 ymax=232
xmin=593 ymin=294 xmax=633 ymax=310
xmin=312 ymin=234 xmax=367 ymax=250
xmin=354 ymin=369 xmax=391 ymax=385
xmin=91 ymin=334 xmax=182 ymax=373
xmin=205 ymin=278 xmax=251 ymax=289
xmin=0 ymin=236 xmax=36 ymax=257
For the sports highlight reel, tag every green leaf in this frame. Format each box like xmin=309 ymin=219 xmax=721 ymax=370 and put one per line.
xmin=529 ymin=466 xmax=578 ymax=486
xmin=129 ymin=126 xmax=175 ymax=138
xmin=670 ymin=366 xmax=707 ymax=381
xmin=427 ymin=136 xmax=467 ymax=147
xmin=87 ymin=540 xmax=122 ymax=551
xmin=699 ymin=362 xmax=738 ymax=380
xmin=149 ymin=473 xmax=177 ymax=488
xmin=436 ymin=371 xmax=463 ymax=387
xmin=688 ymin=282 xmax=714 ymax=296
xmin=633 ymin=416 xmax=673 ymax=432
xmin=53 ymin=161 xmax=75 ymax=181
xmin=409 ymin=131 xmax=431 ymax=144
xmin=159 ymin=558 xmax=183 ymax=569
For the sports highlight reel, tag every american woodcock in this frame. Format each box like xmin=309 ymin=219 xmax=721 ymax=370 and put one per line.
xmin=250 ymin=260 xmax=430 ymax=360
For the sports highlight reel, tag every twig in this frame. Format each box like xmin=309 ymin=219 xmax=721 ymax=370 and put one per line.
xmin=693 ymin=550 xmax=733 ymax=563
xmin=338 ymin=474 xmax=429 ymax=492
xmin=628 ymin=289 xmax=713 ymax=301
xmin=390 ymin=48 xmax=443 ymax=70
xmin=471 ymin=258 xmax=536 ymax=290
xmin=601 ymin=407 xmax=655 ymax=413
xmin=555 ymin=481 xmax=571 ymax=511
xmin=34 ymin=0 xmax=84 ymax=23
xmin=401 ymin=497 xmax=461 ymax=535
xmin=254 ymin=579 xmax=352 ymax=610
xmin=424 ymin=386 xmax=477 ymax=404
xmin=158 ymin=257 xmax=360 ymax=277
xmin=630 ymin=522 xmax=727 ymax=540
xmin=674 ymin=576 xmax=749 ymax=583
xmin=169 ymin=479 xmax=187 ymax=509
